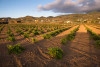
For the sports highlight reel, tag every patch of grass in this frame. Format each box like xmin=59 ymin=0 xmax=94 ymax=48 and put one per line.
xmin=7 ymin=44 xmax=25 ymax=55
xmin=47 ymin=47 xmax=63 ymax=59
xmin=7 ymin=36 xmax=16 ymax=42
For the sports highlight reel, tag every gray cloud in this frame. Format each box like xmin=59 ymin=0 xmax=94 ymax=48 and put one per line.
xmin=38 ymin=0 xmax=100 ymax=13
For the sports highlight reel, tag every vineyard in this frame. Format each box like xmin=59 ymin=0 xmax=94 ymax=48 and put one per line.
xmin=0 ymin=23 xmax=100 ymax=67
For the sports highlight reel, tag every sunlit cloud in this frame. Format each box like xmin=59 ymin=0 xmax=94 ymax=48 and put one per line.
xmin=38 ymin=0 xmax=100 ymax=13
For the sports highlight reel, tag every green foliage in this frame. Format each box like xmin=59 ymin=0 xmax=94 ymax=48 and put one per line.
xmin=19 ymin=31 xmax=24 ymax=35
xmin=8 ymin=33 xmax=14 ymax=37
xmin=95 ymin=40 xmax=100 ymax=48
xmin=32 ymin=31 xmax=40 ymax=35
xmin=43 ymin=34 xmax=52 ymax=39
xmin=24 ymin=33 xmax=30 ymax=38
xmin=86 ymin=26 xmax=100 ymax=48
xmin=41 ymin=30 xmax=45 ymax=33
xmin=16 ymin=29 xmax=21 ymax=33
xmin=61 ymin=38 xmax=67 ymax=44
xmin=43 ymin=27 xmax=71 ymax=39
xmin=31 ymin=38 xmax=38 ymax=43
xmin=47 ymin=47 xmax=63 ymax=59
xmin=7 ymin=30 xmax=12 ymax=35
xmin=7 ymin=44 xmax=25 ymax=55
xmin=60 ymin=26 xmax=79 ymax=45
xmin=29 ymin=29 xmax=34 ymax=33
xmin=0 ymin=25 xmax=5 ymax=33
xmin=67 ymin=27 xmax=79 ymax=40
xmin=47 ymin=29 xmax=50 ymax=32
xmin=7 ymin=36 xmax=16 ymax=42
xmin=86 ymin=27 xmax=100 ymax=40
xmin=25 ymin=29 xmax=28 ymax=31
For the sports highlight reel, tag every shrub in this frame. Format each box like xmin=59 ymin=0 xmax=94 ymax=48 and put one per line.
xmin=32 ymin=38 xmax=38 ymax=43
xmin=7 ymin=36 xmax=16 ymax=42
xmin=41 ymin=30 xmax=45 ymax=33
xmin=61 ymin=38 xmax=67 ymax=44
xmin=16 ymin=29 xmax=21 ymax=33
xmin=24 ymin=33 xmax=30 ymax=38
xmin=25 ymin=29 xmax=28 ymax=31
xmin=92 ymin=35 xmax=100 ymax=40
xmin=32 ymin=31 xmax=39 ymax=35
xmin=47 ymin=29 xmax=50 ymax=32
xmin=86 ymin=27 xmax=100 ymax=40
xmin=43 ymin=34 xmax=52 ymax=39
xmin=95 ymin=40 xmax=100 ymax=48
xmin=7 ymin=30 xmax=11 ymax=35
xmin=19 ymin=31 xmax=24 ymax=35
xmin=7 ymin=44 xmax=25 ymax=55
xmin=66 ymin=34 xmax=75 ymax=41
xmin=47 ymin=47 xmax=63 ymax=59
xmin=8 ymin=33 xmax=14 ymax=37
xmin=29 ymin=29 xmax=33 ymax=33
xmin=60 ymin=26 xmax=79 ymax=45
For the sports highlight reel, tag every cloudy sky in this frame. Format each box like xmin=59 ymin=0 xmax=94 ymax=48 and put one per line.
xmin=0 ymin=0 xmax=100 ymax=18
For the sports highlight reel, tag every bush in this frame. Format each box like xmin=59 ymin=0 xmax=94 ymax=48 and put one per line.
xmin=16 ymin=29 xmax=21 ymax=33
xmin=95 ymin=40 xmax=100 ymax=48
xmin=47 ymin=47 xmax=63 ymax=59
xmin=19 ymin=31 xmax=24 ymax=35
xmin=29 ymin=29 xmax=33 ymax=33
xmin=32 ymin=31 xmax=39 ymax=35
xmin=7 ymin=44 xmax=25 ymax=55
xmin=66 ymin=34 xmax=75 ymax=41
xmin=7 ymin=36 xmax=16 ymax=42
xmin=7 ymin=30 xmax=12 ymax=34
xmin=43 ymin=34 xmax=52 ymax=39
xmin=41 ymin=30 xmax=45 ymax=33
xmin=60 ymin=26 xmax=79 ymax=45
xmin=32 ymin=38 xmax=38 ymax=43
xmin=25 ymin=29 xmax=28 ymax=31
xmin=8 ymin=33 xmax=14 ymax=37
xmin=92 ymin=35 xmax=100 ymax=40
xmin=61 ymin=38 xmax=67 ymax=44
xmin=24 ymin=33 xmax=30 ymax=38
xmin=47 ymin=29 xmax=50 ymax=32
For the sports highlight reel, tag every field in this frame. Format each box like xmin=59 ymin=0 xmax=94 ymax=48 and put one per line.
xmin=0 ymin=23 xmax=100 ymax=67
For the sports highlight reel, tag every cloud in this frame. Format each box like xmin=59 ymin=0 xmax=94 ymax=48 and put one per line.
xmin=38 ymin=0 xmax=100 ymax=13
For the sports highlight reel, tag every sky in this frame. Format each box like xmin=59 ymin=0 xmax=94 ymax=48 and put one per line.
xmin=0 ymin=0 xmax=100 ymax=18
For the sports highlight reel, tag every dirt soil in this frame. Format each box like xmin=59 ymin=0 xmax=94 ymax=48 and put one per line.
xmin=0 ymin=25 xmax=100 ymax=67
xmin=86 ymin=25 xmax=100 ymax=35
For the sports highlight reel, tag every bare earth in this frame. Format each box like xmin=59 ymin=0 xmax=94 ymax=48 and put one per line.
xmin=86 ymin=25 xmax=100 ymax=35
xmin=0 ymin=25 xmax=100 ymax=67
